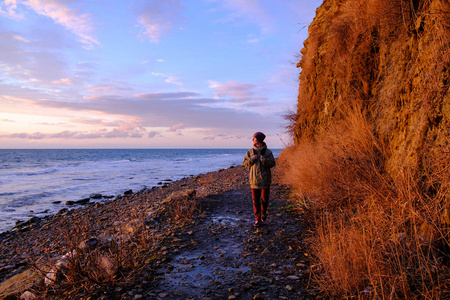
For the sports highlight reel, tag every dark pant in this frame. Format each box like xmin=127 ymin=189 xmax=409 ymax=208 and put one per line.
xmin=251 ymin=188 xmax=270 ymax=222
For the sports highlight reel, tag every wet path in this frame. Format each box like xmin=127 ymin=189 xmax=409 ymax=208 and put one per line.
xmin=149 ymin=185 xmax=312 ymax=300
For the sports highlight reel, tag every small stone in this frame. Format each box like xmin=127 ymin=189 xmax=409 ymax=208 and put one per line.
xmin=253 ymin=294 xmax=262 ymax=300
xmin=287 ymin=275 xmax=300 ymax=280
xmin=133 ymin=295 xmax=143 ymax=299
xmin=57 ymin=208 xmax=68 ymax=215
xmin=228 ymin=296 xmax=237 ymax=300
xmin=20 ymin=291 xmax=37 ymax=300
xmin=286 ymin=285 xmax=293 ymax=291
xmin=159 ymin=293 xmax=168 ymax=298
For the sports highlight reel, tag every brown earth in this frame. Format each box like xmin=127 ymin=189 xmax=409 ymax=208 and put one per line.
xmin=0 ymin=165 xmax=318 ymax=300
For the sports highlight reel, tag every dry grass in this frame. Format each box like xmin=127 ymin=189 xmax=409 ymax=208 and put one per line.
xmin=161 ymin=189 xmax=199 ymax=221
xmin=27 ymin=209 xmax=161 ymax=298
xmin=18 ymin=188 xmax=200 ymax=298
xmin=285 ymin=0 xmax=450 ymax=296
xmin=279 ymin=105 xmax=450 ymax=297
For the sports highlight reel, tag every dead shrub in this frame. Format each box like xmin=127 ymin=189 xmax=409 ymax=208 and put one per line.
xmin=160 ymin=189 xmax=199 ymax=222
xmin=22 ymin=204 xmax=161 ymax=298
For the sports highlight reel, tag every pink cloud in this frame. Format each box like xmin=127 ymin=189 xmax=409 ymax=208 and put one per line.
xmin=167 ymin=123 xmax=184 ymax=132
xmin=209 ymin=80 xmax=266 ymax=103
xmin=2 ymin=125 xmax=147 ymax=140
xmin=23 ymin=0 xmax=99 ymax=48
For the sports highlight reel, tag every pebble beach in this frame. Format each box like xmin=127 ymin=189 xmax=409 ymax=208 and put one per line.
xmin=0 ymin=163 xmax=316 ymax=299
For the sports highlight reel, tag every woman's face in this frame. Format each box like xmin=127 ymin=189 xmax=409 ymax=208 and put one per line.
xmin=252 ymin=136 xmax=260 ymax=147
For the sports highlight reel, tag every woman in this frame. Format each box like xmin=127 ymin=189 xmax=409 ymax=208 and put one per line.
xmin=243 ymin=132 xmax=276 ymax=226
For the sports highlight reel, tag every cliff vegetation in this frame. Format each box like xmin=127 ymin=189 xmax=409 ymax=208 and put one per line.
xmin=279 ymin=0 xmax=450 ymax=298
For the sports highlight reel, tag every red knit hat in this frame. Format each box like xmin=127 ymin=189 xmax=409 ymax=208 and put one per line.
xmin=253 ymin=132 xmax=266 ymax=143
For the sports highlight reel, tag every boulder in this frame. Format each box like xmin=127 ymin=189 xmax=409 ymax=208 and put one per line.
xmin=75 ymin=198 xmax=90 ymax=205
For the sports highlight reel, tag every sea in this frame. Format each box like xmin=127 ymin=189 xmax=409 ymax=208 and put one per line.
xmin=0 ymin=148 xmax=280 ymax=233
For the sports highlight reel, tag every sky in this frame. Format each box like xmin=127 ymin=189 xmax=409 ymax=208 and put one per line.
xmin=0 ymin=0 xmax=323 ymax=149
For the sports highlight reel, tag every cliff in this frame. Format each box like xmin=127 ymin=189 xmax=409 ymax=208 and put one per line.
xmin=280 ymin=0 xmax=450 ymax=298
xmin=296 ymin=0 xmax=450 ymax=178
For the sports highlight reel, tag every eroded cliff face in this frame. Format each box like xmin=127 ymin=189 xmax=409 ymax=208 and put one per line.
xmin=295 ymin=0 xmax=450 ymax=181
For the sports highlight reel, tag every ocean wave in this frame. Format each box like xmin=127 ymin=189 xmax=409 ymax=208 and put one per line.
xmin=26 ymin=168 xmax=58 ymax=176
xmin=0 ymin=192 xmax=16 ymax=197
xmin=0 ymin=149 xmax=252 ymax=233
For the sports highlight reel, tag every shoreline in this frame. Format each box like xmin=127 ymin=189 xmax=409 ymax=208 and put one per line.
xmin=0 ymin=163 xmax=315 ymax=299
xmin=0 ymin=148 xmax=257 ymax=234
xmin=0 ymin=164 xmax=247 ymax=282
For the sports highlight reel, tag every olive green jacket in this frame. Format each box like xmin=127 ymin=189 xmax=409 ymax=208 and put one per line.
xmin=243 ymin=144 xmax=276 ymax=189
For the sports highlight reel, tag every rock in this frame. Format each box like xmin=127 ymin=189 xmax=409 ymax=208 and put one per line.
xmin=286 ymin=275 xmax=300 ymax=280
xmin=123 ymin=219 xmax=143 ymax=235
xmin=20 ymin=291 xmax=37 ymax=299
xmin=57 ymin=208 xmax=68 ymax=215
xmin=75 ymin=198 xmax=90 ymax=205
xmin=90 ymin=193 xmax=103 ymax=199
xmin=99 ymin=255 xmax=117 ymax=277
xmin=45 ymin=250 xmax=76 ymax=286
xmin=78 ymin=238 xmax=99 ymax=250
xmin=52 ymin=201 xmax=61 ymax=204
xmin=124 ymin=190 xmax=133 ymax=195
xmin=65 ymin=201 xmax=75 ymax=205
xmin=253 ymin=294 xmax=262 ymax=300
xmin=286 ymin=285 xmax=293 ymax=291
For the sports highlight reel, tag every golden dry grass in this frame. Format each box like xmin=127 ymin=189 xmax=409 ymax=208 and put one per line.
xmin=279 ymin=106 xmax=450 ymax=297
xmin=282 ymin=1 xmax=450 ymax=297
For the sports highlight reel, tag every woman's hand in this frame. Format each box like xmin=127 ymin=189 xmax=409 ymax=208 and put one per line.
xmin=252 ymin=154 xmax=258 ymax=160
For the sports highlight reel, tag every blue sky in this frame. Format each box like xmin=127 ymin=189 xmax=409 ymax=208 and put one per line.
xmin=0 ymin=0 xmax=322 ymax=148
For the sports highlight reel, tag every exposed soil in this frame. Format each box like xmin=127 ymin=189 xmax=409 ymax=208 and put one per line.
xmin=0 ymin=165 xmax=316 ymax=300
